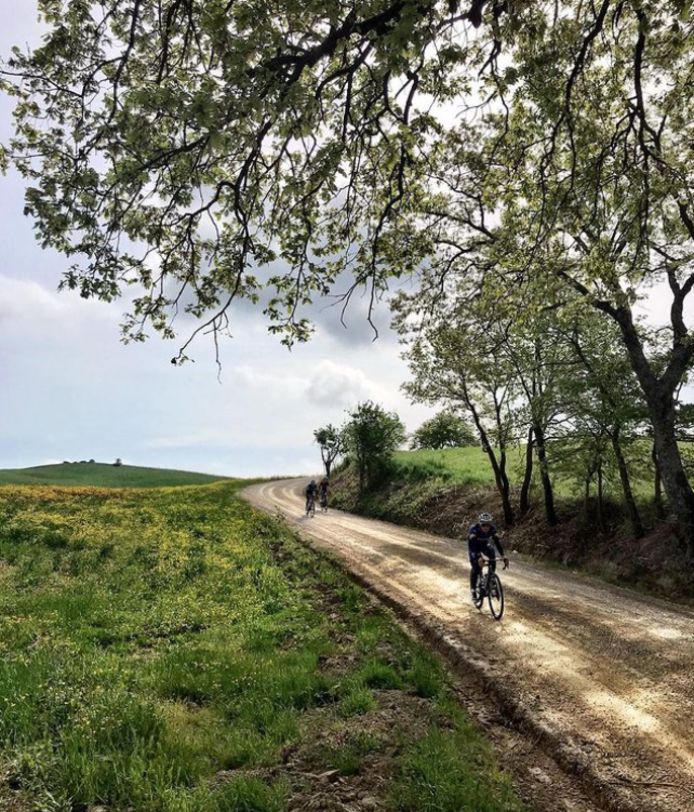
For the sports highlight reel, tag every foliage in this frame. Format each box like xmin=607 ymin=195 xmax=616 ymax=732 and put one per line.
xmin=2 ymin=0 xmax=495 ymax=355
xmin=411 ymin=411 xmax=476 ymax=449
xmin=341 ymin=401 xmax=406 ymax=492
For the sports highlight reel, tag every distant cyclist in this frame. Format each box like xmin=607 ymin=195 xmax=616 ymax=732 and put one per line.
xmin=467 ymin=512 xmax=508 ymax=600
xmin=318 ymin=477 xmax=329 ymax=511
xmin=305 ymin=479 xmax=318 ymax=515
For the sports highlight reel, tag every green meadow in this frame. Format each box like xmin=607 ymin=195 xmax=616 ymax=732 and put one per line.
xmin=393 ymin=444 xmax=658 ymax=501
xmin=0 ymin=462 xmax=227 ymax=488
xmin=0 ymin=479 xmax=524 ymax=811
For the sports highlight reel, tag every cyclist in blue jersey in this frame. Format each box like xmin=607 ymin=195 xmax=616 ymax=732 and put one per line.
xmin=305 ymin=479 xmax=318 ymax=514
xmin=468 ymin=512 xmax=508 ymax=600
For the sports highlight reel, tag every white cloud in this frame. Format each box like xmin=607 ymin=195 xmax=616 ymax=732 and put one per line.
xmin=305 ymin=360 xmax=378 ymax=407
xmin=0 ymin=275 xmax=118 ymax=330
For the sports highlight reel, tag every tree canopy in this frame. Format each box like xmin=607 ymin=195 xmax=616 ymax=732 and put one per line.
xmin=342 ymin=400 xmax=406 ymax=492
xmin=411 ymin=411 xmax=475 ymax=449
xmin=3 ymin=0 xmax=495 ymax=356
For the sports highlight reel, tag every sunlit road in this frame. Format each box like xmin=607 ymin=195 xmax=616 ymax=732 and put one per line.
xmin=243 ymin=478 xmax=694 ymax=812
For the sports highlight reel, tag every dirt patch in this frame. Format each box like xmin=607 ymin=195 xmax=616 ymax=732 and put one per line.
xmin=280 ymin=691 xmax=433 ymax=811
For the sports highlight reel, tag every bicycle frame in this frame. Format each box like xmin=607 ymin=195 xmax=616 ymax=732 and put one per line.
xmin=473 ymin=555 xmax=505 ymax=620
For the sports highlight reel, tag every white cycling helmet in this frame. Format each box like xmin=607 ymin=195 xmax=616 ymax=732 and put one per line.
xmin=478 ymin=512 xmax=494 ymax=524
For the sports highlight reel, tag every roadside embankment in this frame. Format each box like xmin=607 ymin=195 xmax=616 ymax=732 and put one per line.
xmin=329 ymin=460 xmax=694 ymax=602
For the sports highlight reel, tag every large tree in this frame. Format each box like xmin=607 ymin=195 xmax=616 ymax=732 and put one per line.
xmin=1 ymin=0 xmax=496 ymax=355
xmin=314 ymin=423 xmax=344 ymax=478
xmin=410 ymin=410 xmax=475 ymax=449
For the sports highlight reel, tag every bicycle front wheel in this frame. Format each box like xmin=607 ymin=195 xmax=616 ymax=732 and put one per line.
xmin=487 ymin=574 xmax=504 ymax=620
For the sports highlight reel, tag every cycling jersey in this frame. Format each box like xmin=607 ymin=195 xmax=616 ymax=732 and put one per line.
xmin=467 ymin=523 xmax=505 ymax=557
xmin=467 ymin=523 xmax=505 ymax=592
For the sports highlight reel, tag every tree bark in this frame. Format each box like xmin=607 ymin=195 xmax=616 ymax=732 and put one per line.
xmin=610 ymin=426 xmax=644 ymax=539
xmin=460 ymin=376 xmax=515 ymax=525
xmin=520 ymin=426 xmax=534 ymax=516
xmin=596 ymin=461 xmax=606 ymax=534
xmin=533 ymin=420 xmax=557 ymax=526
xmin=612 ymin=306 xmax=694 ymax=561
xmin=469 ymin=416 xmax=514 ymax=526
xmin=649 ymin=395 xmax=694 ymax=559
xmin=652 ymin=442 xmax=665 ymax=519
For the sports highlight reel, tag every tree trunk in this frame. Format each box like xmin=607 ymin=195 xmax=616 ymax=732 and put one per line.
xmin=650 ymin=401 xmax=694 ymax=560
xmin=321 ymin=449 xmax=332 ymax=479
xmin=610 ymin=427 xmax=644 ymax=539
xmin=596 ymin=461 xmax=606 ymax=535
xmin=459 ymin=375 xmax=514 ymax=526
xmin=520 ymin=426 xmax=534 ymax=516
xmin=470 ymin=418 xmax=514 ymax=526
xmin=613 ymin=306 xmax=694 ymax=561
xmin=533 ymin=421 xmax=557 ymax=526
xmin=652 ymin=442 xmax=665 ymax=519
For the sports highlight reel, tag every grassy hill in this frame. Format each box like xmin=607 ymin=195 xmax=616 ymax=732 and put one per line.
xmin=0 ymin=462 xmax=228 ymax=488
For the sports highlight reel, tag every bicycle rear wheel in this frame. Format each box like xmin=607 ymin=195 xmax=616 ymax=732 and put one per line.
xmin=487 ymin=574 xmax=504 ymax=620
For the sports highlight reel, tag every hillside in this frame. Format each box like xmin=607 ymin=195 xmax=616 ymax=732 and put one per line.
xmin=0 ymin=462 xmax=228 ymax=488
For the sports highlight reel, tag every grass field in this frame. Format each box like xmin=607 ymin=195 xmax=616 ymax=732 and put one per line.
xmin=0 ymin=462 xmax=227 ymax=488
xmin=393 ymin=447 xmax=501 ymax=486
xmin=0 ymin=480 xmax=525 ymax=811
xmin=393 ymin=443 xmax=656 ymax=500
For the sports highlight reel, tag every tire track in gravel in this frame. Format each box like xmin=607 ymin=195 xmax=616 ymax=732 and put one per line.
xmin=242 ymin=479 xmax=694 ymax=812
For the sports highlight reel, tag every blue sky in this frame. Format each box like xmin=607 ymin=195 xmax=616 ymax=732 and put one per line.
xmin=0 ymin=2 xmax=433 ymax=477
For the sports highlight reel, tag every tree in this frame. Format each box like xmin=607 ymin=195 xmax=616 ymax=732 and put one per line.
xmin=549 ymin=312 xmax=650 ymax=538
xmin=313 ymin=424 xmax=344 ymax=478
xmin=395 ymin=301 xmax=517 ymax=526
xmin=411 ymin=411 xmax=475 ymax=449
xmin=4 ymin=1 xmax=683 ymax=353
xmin=342 ymin=401 xmax=406 ymax=493
xmin=1 ymin=0 xmax=498 ymax=357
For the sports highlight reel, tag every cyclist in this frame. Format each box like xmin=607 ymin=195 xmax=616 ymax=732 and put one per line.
xmin=318 ymin=477 xmax=329 ymax=510
xmin=468 ymin=512 xmax=508 ymax=600
xmin=305 ymin=479 xmax=318 ymax=515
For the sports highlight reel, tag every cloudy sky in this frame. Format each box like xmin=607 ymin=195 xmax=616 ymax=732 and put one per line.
xmin=0 ymin=3 xmax=434 ymax=477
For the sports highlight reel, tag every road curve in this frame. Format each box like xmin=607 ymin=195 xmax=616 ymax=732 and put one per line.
xmin=242 ymin=478 xmax=694 ymax=812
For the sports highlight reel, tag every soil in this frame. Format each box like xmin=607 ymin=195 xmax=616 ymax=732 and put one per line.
xmin=242 ymin=479 xmax=694 ymax=812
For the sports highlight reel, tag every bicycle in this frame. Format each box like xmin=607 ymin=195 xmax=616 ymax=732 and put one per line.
xmin=472 ymin=555 xmax=505 ymax=620
xmin=305 ymin=494 xmax=316 ymax=518
xmin=319 ymin=494 xmax=328 ymax=513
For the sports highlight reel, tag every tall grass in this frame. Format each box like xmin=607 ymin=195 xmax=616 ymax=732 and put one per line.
xmin=0 ymin=481 xmax=524 ymax=810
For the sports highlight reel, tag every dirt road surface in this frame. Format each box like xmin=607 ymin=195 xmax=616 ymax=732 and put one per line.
xmin=243 ymin=479 xmax=694 ymax=812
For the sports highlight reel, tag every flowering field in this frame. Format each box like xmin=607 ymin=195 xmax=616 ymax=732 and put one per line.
xmin=0 ymin=482 xmax=524 ymax=811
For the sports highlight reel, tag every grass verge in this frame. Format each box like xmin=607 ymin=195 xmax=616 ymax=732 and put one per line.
xmin=0 ymin=481 xmax=526 ymax=811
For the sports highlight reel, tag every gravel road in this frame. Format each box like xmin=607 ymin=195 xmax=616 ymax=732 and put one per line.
xmin=242 ymin=478 xmax=694 ymax=812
